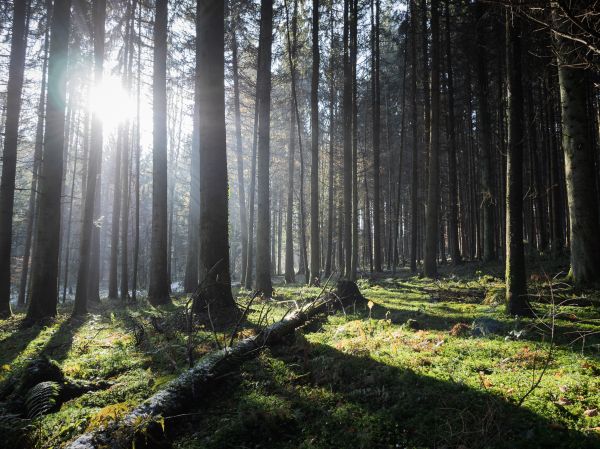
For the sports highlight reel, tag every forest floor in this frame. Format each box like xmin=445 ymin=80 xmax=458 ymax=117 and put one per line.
xmin=1 ymin=258 xmax=600 ymax=449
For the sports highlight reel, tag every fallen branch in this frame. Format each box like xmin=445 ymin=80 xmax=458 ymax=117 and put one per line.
xmin=66 ymin=295 xmax=333 ymax=449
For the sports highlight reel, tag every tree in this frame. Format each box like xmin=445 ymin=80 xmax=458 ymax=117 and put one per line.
xmin=444 ymin=0 xmax=461 ymax=265
xmin=255 ymin=0 xmax=273 ymax=297
xmin=284 ymin=0 xmax=298 ymax=285
xmin=74 ymin=0 xmax=106 ymax=316
xmin=0 ymin=0 xmax=29 ymax=317
xmin=148 ymin=0 xmax=170 ymax=305
xmin=231 ymin=10 xmax=248 ymax=288
xmin=197 ymin=0 xmax=238 ymax=316
xmin=342 ymin=0 xmax=352 ymax=277
xmin=372 ymin=0 xmax=382 ymax=273
xmin=27 ymin=0 xmax=71 ymax=321
xmin=554 ymin=1 xmax=600 ymax=285
xmin=424 ymin=0 xmax=440 ymax=277
xmin=409 ymin=0 xmax=419 ymax=273
xmin=475 ymin=1 xmax=496 ymax=262
xmin=309 ymin=0 xmax=320 ymax=285
xmin=505 ymin=12 xmax=530 ymax=316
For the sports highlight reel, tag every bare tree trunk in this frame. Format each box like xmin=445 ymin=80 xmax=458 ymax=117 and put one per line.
xmin=409 ymin=0 xmax=419 ymax=273
xmin=0 ymin=0 xmax=29 ymax=317
xmin=309 ymin=0 xmax=320 ymax=285
xmin=255 ymin=0 xmax=273 ymax=296
xmin=372 ymin=0 xmax=382 ymax=273
xmin=505 ymin=13 xmax=530 ymax=316
xmin=324 ymin=6 xmax=335 ymax=278
xmin=444 ymin=0 xmax=461 ymax=265
xmin=555 ymin=2 xmax=600 ymax=285
xmin=62 ymin=116 xmax=81 ymax=303
xmin=350 ymin=0 xmax=358 ymax=280
xmin=424 ymin=0 xmax=440 ymax=277
xmin=19 ymin=6 xmax=49 ymax=307
xmin=148 ymin=0 xmax=170 ymax=305
xmin=342 ymin=0 xmax=352 ymax=277
xmin=231 ymin=23 xmax=248 ymax=286
xmin=475 ymin=1 xmax=495 ymax=262
xmin=197 ymin=0 xmax=238 ymax=316
xmin=28 ymin=0 xmax=71 ymax=321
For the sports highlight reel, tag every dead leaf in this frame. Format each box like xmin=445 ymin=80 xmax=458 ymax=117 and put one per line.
xmin=584 ymin=409 xmax=598 ymax=417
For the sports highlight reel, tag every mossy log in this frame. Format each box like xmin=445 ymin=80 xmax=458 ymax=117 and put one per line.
xmin=66 ymin=298 xmax=331 ymax=449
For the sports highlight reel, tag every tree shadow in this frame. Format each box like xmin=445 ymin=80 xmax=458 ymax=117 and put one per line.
xmin=167 ymin=335 xmax=599 ymax=449
xmin=0 ymin=319 xmax=44 ymax=367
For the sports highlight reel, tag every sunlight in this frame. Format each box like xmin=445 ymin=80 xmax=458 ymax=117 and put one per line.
xmin=89 ymin=75 xmax=135 ymax=129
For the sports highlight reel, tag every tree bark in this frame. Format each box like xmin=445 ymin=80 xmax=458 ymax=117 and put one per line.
xmin=255 ymin=0 xmax=273 ymax=297
xmin=148 ymin=0 xmax=170 ymax=305
xmin=0 ymin=0 xmax=29 ymax=317
xmin=505 ymin=13 xmax=530 ymax=316
xmin=424 ymin=0 xmax=440 ymax=277
xmin=309 ymin=0 xmax=320 ymax=285
xmin=27 ymin=0 xmax=71 ymax=322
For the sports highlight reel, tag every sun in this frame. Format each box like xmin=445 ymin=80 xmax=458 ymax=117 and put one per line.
xmin=89 ymin=75 xmax=135 ymax=129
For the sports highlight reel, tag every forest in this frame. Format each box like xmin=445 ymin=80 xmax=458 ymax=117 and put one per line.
xmin=0 ymin=0 xmax=599 ymax=448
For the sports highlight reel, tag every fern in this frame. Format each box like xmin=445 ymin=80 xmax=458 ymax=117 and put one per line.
xmin=25 ymin=381 xmax=61 ymax=418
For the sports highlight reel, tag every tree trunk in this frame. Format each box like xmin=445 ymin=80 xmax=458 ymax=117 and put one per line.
xmin=0 ymin=0 xmax=29 ymax=317
xmin=148 ymin=0 xmax=170 ymax=305
xmin=555 ymin=3 xmax=600 ymax=285
xmin=350 ymin=0 xmax=358 ymax=280
xmin=324 ymin=7 xmax=335 ymax=279
xmin=475 ymin=1 xmax=495 ymax=262
xmin=444 ymin=0 xmax=461 ymax=265
xmin=505 ymin=13 xmax=529 ymax=316
xmin=255 ymin=0 xmax=273 ymax=297
xmin=424 ymin=0 xmax=440 ymax=277
xmin=342 ymin=0 xmax=352 ymax=278
xmin=231 ymin=25 xmax=248 ymax=287
xmin=19 ymin=4 xmax=49 ymax=307
xmin=309 ymin=0 xmax=320 ymax=285
xmin=372 ymin=0 xmax=382 ymax=273
xmin=197 ymin=0 xmax=238 ymax=316
xmin=409 ymin=0 xmax=419 ymax=273
xmin=27 ymin=0 xmax=71 ymax=322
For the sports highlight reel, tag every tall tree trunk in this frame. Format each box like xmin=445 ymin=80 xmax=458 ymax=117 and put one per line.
xmin=255 ymin=0 xmax=273 ymax=297
xmin=231 ymin=25 xmax=248 ymax=287
xmin=475 ymin=1 xmax=495 ymax=262
xmin=132 ymin=1 xmax=141 ymax=301
xmin=61 ymin=117 xmax=81 ymax=303
xmin=505 ymin=13 xmax=529 ymax=316
xmin=350 ymin=0 xmax=358 ymax=280
xmin=554 ymin=2 xmax=600 ymax=285
xmin=148 ymin=0 xmax=170 ymax=305
xmin=309 ymin=0 xmax=320 ymax=285
xmin=284 ymin=100 xmax=296 ymax=284
xmin=197 ymin=0 xmax=238 ymax=315
xmin=409 ymin=0 xmax=419 ymax=273
xmin=0 ymin=0 xmax=29 ymax=317
xmin=324 ymin=8 xmax=335 ymax=279
xmin=243 ymin=88 xmax=259 ymax=289
xmin=27 ymin=0 xmax=71 ymax=321
xmin=424 ymin=0 xmax=440 ymax=277
xmin=19 ymin=3 xmax=50 ymax=307
xmin=184 ymin=100 xmax=200 ymax=292
xmin=342 ymin=0 xmax=352 ymax=277
xmin=372 ymin=0 xmax=382 ymax=273
xmin=108 ymin=127 xmax=123 ymax=299
xmin=444 ymin=0 xmax=461 ymax=265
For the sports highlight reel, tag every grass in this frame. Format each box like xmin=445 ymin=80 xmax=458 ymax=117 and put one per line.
xmin=1 ymin=260 xmax=600 ymax=448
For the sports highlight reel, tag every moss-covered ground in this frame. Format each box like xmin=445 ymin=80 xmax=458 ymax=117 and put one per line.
xmin=1 ymin=260 xmax=599 ymax=448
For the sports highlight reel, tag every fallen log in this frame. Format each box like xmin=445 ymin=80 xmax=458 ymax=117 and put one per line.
xmin=66 ymin=297 xmax=332 ymax=449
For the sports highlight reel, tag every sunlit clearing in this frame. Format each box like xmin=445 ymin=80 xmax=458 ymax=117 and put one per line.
xmin=89 ymin=75 xmax=135 ymax=129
